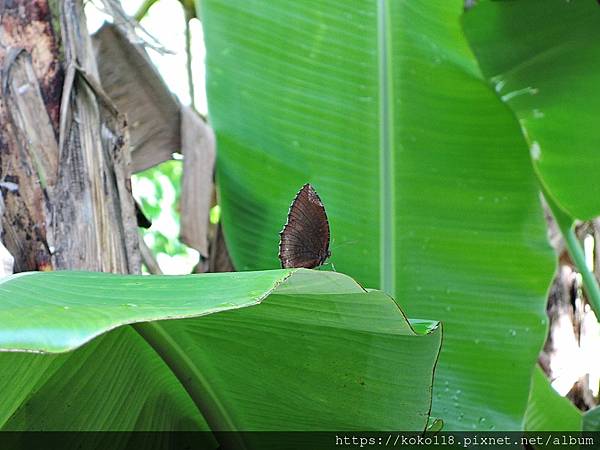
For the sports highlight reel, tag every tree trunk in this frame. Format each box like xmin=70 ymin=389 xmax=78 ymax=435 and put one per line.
xmin=0 ymin=0 xmax=140 ymax=274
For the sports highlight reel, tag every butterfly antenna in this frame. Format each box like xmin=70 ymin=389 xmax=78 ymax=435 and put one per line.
xmin=330 ymin=240 xmax=358 ymax=251
xmin=319 ymin=261 xmax=336 ymax=272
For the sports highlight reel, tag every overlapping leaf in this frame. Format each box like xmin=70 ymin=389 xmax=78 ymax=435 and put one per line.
xmin=0 ymin=269 xmax=440 ymax=432
xmin=463 ymin=0 xmax=600 ymax=220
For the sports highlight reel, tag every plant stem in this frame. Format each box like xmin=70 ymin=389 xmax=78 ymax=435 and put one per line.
xmin=546 ymin=192 xmax=600 ymax=317
xmin=561 ymin=222 xmax=600 ymax=316
xmin=134 ymin=0 xmax=159 ymax=22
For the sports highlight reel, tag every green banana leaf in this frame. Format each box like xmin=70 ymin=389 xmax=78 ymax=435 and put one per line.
xmin=200 ymin=0 xmax=554 ymax=430
xmin=526 ymin=371 xmax=600 ymax=432
xmin=0 ymin=269 xmax=441 ymax=433
xmin=462 ymin=0 xmax=600 ymax=220
xmin=464 ymin=2 xmax=600 ymax=427
xmin=525 ymin=366 xmax=582 ymax=432
xmin=584 ymin=406 xmax=600 ymax=432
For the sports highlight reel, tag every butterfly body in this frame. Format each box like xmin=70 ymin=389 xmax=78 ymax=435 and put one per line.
xmin=278 ymin=183 xmax=331 ymax=269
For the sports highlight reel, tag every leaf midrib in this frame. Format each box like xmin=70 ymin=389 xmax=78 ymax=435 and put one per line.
xmin=378 ymin=0 xmax=395 ymax=297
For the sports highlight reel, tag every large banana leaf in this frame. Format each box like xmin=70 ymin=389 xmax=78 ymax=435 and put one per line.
xmin=201 ymin=0 xmax=554 ymax=430
xmin=524 ymin=366 xmax=582 ymax=432
xmin=0 ymin=270 xmax=441 ymax=434
xmin=463 ymin=0 xmax=600 ymax=220
xmin=463 ymin=1 xmax=600 ymax=429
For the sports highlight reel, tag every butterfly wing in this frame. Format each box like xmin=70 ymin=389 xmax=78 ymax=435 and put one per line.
xmin=278 ymin=184 xmax=331 ymax=269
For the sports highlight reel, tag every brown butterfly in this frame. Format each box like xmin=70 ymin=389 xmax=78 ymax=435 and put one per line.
xmin=278 ymin=183 xmax=331 ymax=269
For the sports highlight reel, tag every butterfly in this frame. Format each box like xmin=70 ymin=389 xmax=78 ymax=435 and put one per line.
xmin=278 ymin=183 xmax=331 ymax=269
